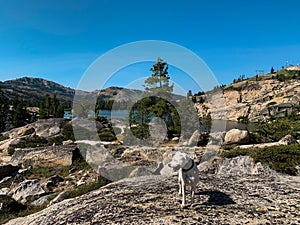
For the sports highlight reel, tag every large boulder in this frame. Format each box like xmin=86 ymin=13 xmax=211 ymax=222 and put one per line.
xmin=8 ymin=179 xmax=45 ymax=204
xmin=11 ymin=145 xmax=79 ymax=168
xmin=224 ymin=129 xmax=249 ymax=145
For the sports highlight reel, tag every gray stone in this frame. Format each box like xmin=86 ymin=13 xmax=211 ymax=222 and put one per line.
xmin=216 ymin=156 xmax=255 ymax=175
xmin=30 ymin=195 xmax=52 ymax=207
xmin=8 ymin=179 xmax=45 ymax=204
xmin=48 ymin=190 xmax=71 ymax=206
xmin=278 ymin=134 xmax=297 ymax=145
xmin=62 ymin=140 xmax=73 ymax=145
xmin=187 ymin=130 xmax=202 ymax=146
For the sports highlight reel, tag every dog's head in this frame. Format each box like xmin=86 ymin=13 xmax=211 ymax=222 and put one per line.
xmin=168 ymin=151 xmax=190 ymax=172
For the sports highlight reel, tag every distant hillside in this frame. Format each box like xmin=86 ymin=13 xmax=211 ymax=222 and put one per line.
xmin=0 ymin=77 xmax=75 ymax=104
xmin=0 ymin=77 xmax=184 ymax=107
xmin=95 ymin=86 xmax=144 ymax=102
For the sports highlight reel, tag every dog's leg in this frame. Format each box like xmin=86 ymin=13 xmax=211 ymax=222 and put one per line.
xmin=191 ymin=185 xmax=195 ymax=204
xmin=178 ymin=176 xmax=182 ymax=195
xmin=181 ymin=178 xmax=186 ymax=208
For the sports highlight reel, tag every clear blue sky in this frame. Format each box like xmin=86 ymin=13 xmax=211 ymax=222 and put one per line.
xmin=0 ymin=0 xmax=300 ymax=94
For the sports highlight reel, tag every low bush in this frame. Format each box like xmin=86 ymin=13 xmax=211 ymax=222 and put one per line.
xmin=61 ymin=122 xmax=75 ymax=141
xmin=220 ymin=148 xmax=251 ymax=158
xmin=98 ymin=131 xmax=117 ymax=142
xmin=0 ymin=177 xmax=13 ymax=189
xmin=252 ymin=145 xmax=300 ymax=175
xmin=7 ymin=147 xmax=15 ymax=156
xmin=254 ymin=118 xmax=298 ymax=143
xmin=0 ymin=195 xmax=26 ymax=224
xmin=0 ymin=135 xmax=8 ymax=142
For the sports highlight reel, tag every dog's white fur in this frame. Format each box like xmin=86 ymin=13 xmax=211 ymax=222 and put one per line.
xmin=168 ymin=151 xmax=199 ymax=207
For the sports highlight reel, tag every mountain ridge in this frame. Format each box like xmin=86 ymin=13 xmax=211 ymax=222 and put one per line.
xmin=0 ymin=77 xmax=184 ymax=106
xmin=0 ymin=77 xmax=75 ymax=104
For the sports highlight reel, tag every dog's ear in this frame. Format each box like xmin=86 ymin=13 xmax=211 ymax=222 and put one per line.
xmin=181 ymin=153 xmax=190 ymax=164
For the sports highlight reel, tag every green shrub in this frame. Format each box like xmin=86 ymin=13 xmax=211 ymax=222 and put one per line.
xmin=0 ymin=135 xmax=9 ymax=142
xmin=7 ymin=147 xmax=15 ymax=156
xmin=0 ymin=195 xmax=26 ymax=224
xmin=249 ymin=131 xmax=262 ymax=144
xmin=220 ymin=148 xmax=251 ymax=158
xmin=221 ymin=144 xmax=237 ymax=150
xmin=237 ymin=116 xmax=249 ymax=124
xmin=254 ymin=118 xmax=293 ymax=142
xmin=98 ymin=131 xmax=117 ymax=142
xmin=26 ymin=167 xmax=54 ymax=178
xmin=251 ymin=145 xmax=300 ymax=175
xmin=0 ymin=177 xmax=13 ymax=189
xmin=61 ymin=122 xmax=75 ymax=141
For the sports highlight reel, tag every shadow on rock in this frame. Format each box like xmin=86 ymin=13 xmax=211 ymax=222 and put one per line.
xmin=198 ymin=190 xmax=236 ymax=206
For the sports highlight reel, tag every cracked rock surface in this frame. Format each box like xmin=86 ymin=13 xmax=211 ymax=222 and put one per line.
xmin=5 ymin=173 xmax=300 ymax=225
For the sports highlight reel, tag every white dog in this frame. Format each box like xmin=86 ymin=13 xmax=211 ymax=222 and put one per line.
xmin=168 ymin=151 xmax=199 ymax=208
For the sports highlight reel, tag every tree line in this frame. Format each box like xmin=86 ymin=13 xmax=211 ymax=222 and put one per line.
xmin=0 ymin=89 xmax=70 ymax=132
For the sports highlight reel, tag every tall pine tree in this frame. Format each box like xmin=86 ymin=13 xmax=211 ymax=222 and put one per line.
xmin=128 ymin=58 xmax=179 ymax=140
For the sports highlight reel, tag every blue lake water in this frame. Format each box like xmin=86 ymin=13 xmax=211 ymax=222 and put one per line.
xmin=99 ymin=110 xmax=129 ymax=120
xmin=99 ymin=110 xmax=256 ymax=131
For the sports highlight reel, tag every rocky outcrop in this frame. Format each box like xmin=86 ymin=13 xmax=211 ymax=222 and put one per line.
xmin=10 ymin=145 xmax=79 ymax=168
xmin=4 ymin=173 xmax=300 ymax=225
xmin=224 ymin=129 xmax=249 ymax=144
xmin=216 ymin=156 xmax=275 ymax=175
xmin=196 ymin=79 xmax=300 ymax=122
xmin=2 ymin=118 xmax=65 ymax=139
xmin=0 ymin=118 xmax=67 ymax=153
xmin=8 ymin=179 xmax=45 ymax=204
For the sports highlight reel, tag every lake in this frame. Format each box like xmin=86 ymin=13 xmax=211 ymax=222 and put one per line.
xmin=99 ymin=110 xmax=256 ymax=131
